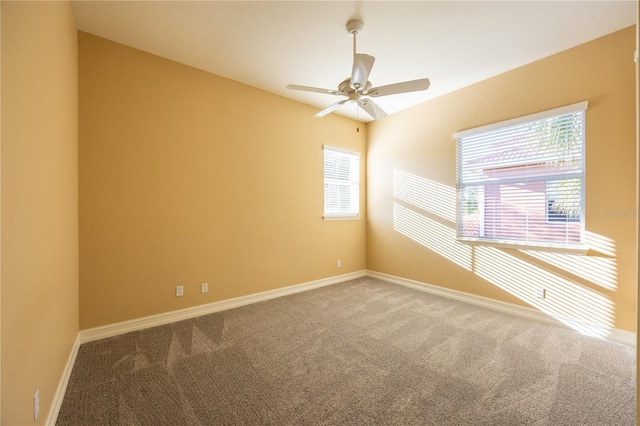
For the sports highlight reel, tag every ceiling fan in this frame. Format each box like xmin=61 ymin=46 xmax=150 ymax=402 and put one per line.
xmin=287 ymin=19 xmax=430 ymax=121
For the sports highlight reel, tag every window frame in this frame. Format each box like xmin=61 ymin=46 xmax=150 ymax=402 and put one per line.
xmin=453 ymin=101 xmax=588 ymax=253
xmin=322 ymin=145 xmax=361 ymax=221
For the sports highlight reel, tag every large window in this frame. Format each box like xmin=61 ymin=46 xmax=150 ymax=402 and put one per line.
xmin=323 ymin=145 xmax=360 ymax=219
xmin=454 ymin=102 xmax=587 ymax=249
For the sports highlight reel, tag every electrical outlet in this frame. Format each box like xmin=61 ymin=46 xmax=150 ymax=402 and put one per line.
xmin=34 ymin=390 xmax=40 ymax=421
xmin=176 ymin=285 xmax=184 ymax=297
xmin=201 ymin=282 xmax=208 ymax=293
xmin=337 ymin=260 xmax=342 ymax=268
xmin=536 ymin=288 xmax=546 ymax=299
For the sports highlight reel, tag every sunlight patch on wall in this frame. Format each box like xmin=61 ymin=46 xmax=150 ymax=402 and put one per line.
xmin=393 ymin=203 xmax=472 ymax=270
xmin=520 ymin=250 xmax=617 ymax=290
xmin=584 ymin=231 xmax=617 ymax=256
xmin=390 ymin=168 xmax=618 ymax=339
xmin=475 ymin=246 xmax=614 ymax=338
xmin=393 ymin=169 xmax=456 ymax=223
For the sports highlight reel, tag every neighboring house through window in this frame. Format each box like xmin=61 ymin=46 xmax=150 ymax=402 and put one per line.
xmin=454 ymin=102 xmax=587 ymax=249
xmin=323 ymin=145 xmax=360 ymax=220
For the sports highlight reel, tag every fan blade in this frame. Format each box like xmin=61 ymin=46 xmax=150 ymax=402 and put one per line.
xmin=350 ymin=54 xmax=375 ymax=91
xmin=314 ymin=99 xmax=349 ymax=118
xmin=287 ymin=84 xmax=340 ymax=96
xmin=358 ymin=98 xmax=388 ymax=120
xmin=367 ymin=78 xmax=430 ymax=97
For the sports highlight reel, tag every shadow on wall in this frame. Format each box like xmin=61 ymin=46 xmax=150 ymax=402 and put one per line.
xmin=392 ymin=169 xmax=617 ymax=339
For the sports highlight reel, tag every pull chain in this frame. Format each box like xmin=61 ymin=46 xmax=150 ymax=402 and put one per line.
xmin=356 ymin=106 xmax=360 ymax=132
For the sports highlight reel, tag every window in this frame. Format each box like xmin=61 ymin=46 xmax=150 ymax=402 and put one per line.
xmin=454 ymin=102 xmax=587 ymax=249
xmin=323 ymin=145 xmax=360 ymax=219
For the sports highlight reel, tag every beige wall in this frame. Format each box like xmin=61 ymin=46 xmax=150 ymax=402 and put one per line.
xmin=367 ymin=26 xmax=637 ymax=334
xmin=78 ymin=32 xmax=367 ymax=329
xmin=1 ymin=2 xmax=79 ymax=425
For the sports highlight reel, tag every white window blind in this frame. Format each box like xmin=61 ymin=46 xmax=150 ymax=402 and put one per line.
xmin=454 ymin=102 xmax=587 ymax=248
xmin=323 ymin=145 xmax=360 ymax=219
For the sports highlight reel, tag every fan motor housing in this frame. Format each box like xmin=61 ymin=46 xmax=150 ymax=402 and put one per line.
xmin=338 ymin=78 xmax=371 ymax=95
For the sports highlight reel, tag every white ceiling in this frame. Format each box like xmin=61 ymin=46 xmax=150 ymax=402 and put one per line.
xmin=72 ymin=1 xmax=637 ymax=123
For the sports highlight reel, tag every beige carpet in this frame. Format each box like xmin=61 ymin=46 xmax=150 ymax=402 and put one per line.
xmin=57 ymin=277 xmax=636 ymax=425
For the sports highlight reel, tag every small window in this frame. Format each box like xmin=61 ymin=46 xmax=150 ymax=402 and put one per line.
xmin=323 ymin=145 xmax=360 ymax=220
xmin=454 ymin=102 xmax=587 ymax=249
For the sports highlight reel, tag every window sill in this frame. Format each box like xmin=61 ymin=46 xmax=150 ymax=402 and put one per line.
xmin=323 ymin=215 xmax=362 ymax=221
xmin=456 ymin=237 xmax=588 ymax=255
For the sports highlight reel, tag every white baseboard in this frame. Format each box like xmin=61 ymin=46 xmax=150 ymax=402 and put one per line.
xmin=79 ymin=270 xmax=367 ymax=343
xmin=367 ymin=270 xmax=636 ymax=347
xmin=79 ymin=268 xmax=635 ymax=346
xmin=46 ymin=334 xmax=81 ymax=426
